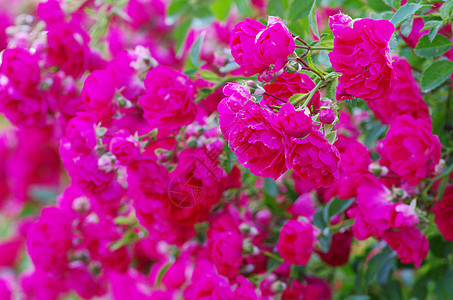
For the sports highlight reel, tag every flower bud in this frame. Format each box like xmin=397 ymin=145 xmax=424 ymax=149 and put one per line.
xmin=271 ymin=280 xmax=287 ymax=293
xmin=319 ymin=108 xmax=336 ymax=124
xmin=285 ymin=59 xmax=301 ymax=73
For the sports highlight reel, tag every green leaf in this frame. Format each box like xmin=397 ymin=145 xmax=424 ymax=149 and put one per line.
xmin=421 ymin=60 xmax=453 ymax=92
xmin=325 ymin=130 xmax=337 ymax=144
xmin=318 ymin=227 xmax=332 ymax=252
xmin=441 ymin=0 xmax=453 ymax=22
xmin=199 ymin=70 xmax=220 ymax=81
xmin=400 ymin=17 xmax=413 ymax=37
xmin=173 ymin=18 xmax=192 ymax=54
xmin=168 ymin=0 xmax=189 ymax=16
xmin=390 ymin=3 xmax=429 ymax=27
xmin=234 ymin=0 xmax=253 ymax=17
xmin=288 ymin=0 xmax=314 ymax=21
xmin=367 ymin=0 xmax=392 ymax=13
xmin=414 ymin=34 xmax=452 ymax=58
xmin=424 ymin=20 xmax=443 ymax=42
xmin=308 ymin=0 xmax=320 ymax=39
xmin=264 ymin=178 xmax=279 ymax=197
xmin=268 ymin=0 xmax=285 ymax=17
xmin=210 ymin=0 xmax=233 ymax=21
xmin=344 ymin=296 xmax=370 ymax=300
xmin=156 ymin=263 xmax=172 ymax=287
xmin=326 ymin=198 xmax=355 ymax=221
xmin=364 ymin=123 xmax=387 ymax=147
xmin=188 ymin=31 xmax=206 ymax=69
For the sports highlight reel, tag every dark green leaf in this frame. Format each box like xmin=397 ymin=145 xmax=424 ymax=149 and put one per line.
xmin=421 ymin=60 xmax=453 ymax=92
xmin=429 ymin=234 xmax=452 ymax=258
xmin=327 ymin=198 xmax=355 ymax=221
xmin=424 ymin=20 xmax=444 ymax=42
xmin=210 ymin=0 xmax=233 ymax=21
xmin=390 ymin=3 xmax=429 ymax=27
xmin=156 ymin=263 xmax=172 ymax=286
xmin=344 ymin=296 xmax=370 ymax=300
xmin=313 ymin=209 xmax=326 ymax=230
xmin=318 ymin=227 xmax=332 ymax=252
xmin=441 ymin=0 xmax=453 ymax=22
xmin=308 ymin=0 xmax=320 ymax=39
xmin=414 ymin=34 xmax=452 ymax=58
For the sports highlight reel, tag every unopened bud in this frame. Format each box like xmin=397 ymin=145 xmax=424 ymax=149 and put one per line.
xmin=368 ymin=162 xmax=388 ymax=177
xmin=98 ymin=153 xmax=116 ymax=172
xmin=239 ymin=223 xmax=251 ymax=235
xmin=242 ymin=238 xmax=254 ymax=254
xmin=187 ymin=137 xmax=198 ymax=149
xmin=285 ymin=60 xmax=301 ymax=73
xmin=271 ymin=280 xmax=287 ymax=293
xmin=319 ymin=108 xmax=336 ymax=124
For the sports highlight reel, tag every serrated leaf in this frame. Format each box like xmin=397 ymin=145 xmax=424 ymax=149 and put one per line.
xmin=325 ymin=130 xmax=337 ymax=144
xmin=390 ymin=3 xmax=429 ymax=27
xmin=308 ymin=0 xmax=320 ymax=39
xmin=400 ymin=17 xmax=413 ymax=37
xmin=415 ymin=34 xmax=452 ymax=58
xmin=441 ymin=0 xmax=453 ymax=22
xmin=421 ymin=60 xmax=453 ymax=92
xmin=424 ymin=20 xmax=445 ymax=42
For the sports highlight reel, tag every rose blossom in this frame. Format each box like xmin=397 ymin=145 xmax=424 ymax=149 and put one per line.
xmin=277 ymin=103 xmax=313 ymax=139
xmin=222 ymin=100 xmax=287 ymax=179
xmin=433 ymin=186 xmax=453 ymax=241
xmin=377 ymin=115 xmax=441 ymax=185
xmin=277 ymin=220 xmax=320 ymax=265
xmin=285 ymin=130 xmax=341 ymax=188
xmin=367 ymin=57 xmax=430 ymax=124
xmin=262 ymin=72 xmax=320 ymax=108
xmin=82 ymin=68 xmax=117 ymax=121
xmin=0 ymin=48 xmax=40 ymax=91
xmin=230 ymin=16 xmax=295 ymax=76
xmin=139 ymin=65 xmax=196 ymax=130
xmin=382 ymin=227 xmax=428 ymax=267
xmin=209 ymin=231 xmax=243 ymax=279
xmin=328 ymin=13 xmax=396 ymax=100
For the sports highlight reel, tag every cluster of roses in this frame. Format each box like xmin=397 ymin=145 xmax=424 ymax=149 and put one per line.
xmin=0 ymin=0 xmax=452 ymax=299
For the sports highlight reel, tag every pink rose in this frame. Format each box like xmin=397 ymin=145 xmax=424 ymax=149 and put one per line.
xmin=377 ymin=115 xmax=441 ymax=185
xmin=209 ymin=231 xmax=243 ymax=279
xmin=262 ymin=72 xmax=320 ymax=108
xmin=319 ymin=109 xmax=335 ymax=124
xmin=222 ymin=100 xmax=287 ymax=179
xmin=139 ymin=65 xmax=196 ymax=130
xmin=26 ymin=207 xmax=72 ymax=272
xmin=218 ymin=83 xmax=251 ymax=139
xmin=286 ymin=130 xmax=341 ymax=188
xmin=288 ymin=193 xmax=316 ymax=221
xmin=278 ymin=103 xmax=313 ymax=138
xmin=367 ymin=57 xmax=430 ymax=124
xmin=277 ymin=220 xmax=320 ymax=265
xmin=47 ymin=21 xmax=90 ymax=78
xmin=433 ymin=186 xmax=453 ymax=241
xmin=389 ymin=203 xmax=419 ymax=229
xmin=316 ymin=230 xmax=353 ymax=267
xmin=382 ymin=227 xmax=428 ymax=267
xmin=109 ymin=130 xmax=141 ymax=166
xmin=230 ymin=17 xmax=295 ymax=76
xmin=0 ymin=48 xmax=40 ymax=91
xmin=82 ymin=68 xmax=117 ymax=121
xmin=329 ymin=14 xmax=396 ymax=100
xmin=232 ymin=276 xmax=258 ymax=300
xmin=351 ymin=175 xmax=393 ymax=240
xmin=402 ymin=18 xmax=428 ymax=48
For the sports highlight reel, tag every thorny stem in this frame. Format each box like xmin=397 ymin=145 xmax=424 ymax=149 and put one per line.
xmin=263 ymin=92 xmax=285 ymax=102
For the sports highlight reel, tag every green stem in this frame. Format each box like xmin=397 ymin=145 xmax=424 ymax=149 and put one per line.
xmin=310 ymin=46 xmax=333 ymax=51
xmin=195 ymin=76 xmax=252 ymax=103
xmin=263 ymin=251 xmax=284 ymax=264
xmin=256 ymin=261 xmax=282 ymax=285
xmin=423 ymin=163 xmax=453 ymax=197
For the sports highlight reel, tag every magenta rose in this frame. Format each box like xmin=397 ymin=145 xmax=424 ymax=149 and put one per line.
xmin=316 ymin=230 xmax=353 ymax=267
xmin=382 ymin=227 xmax=428 ymax=267
xmin=26 ymin=207 xmax=72 ymax=272
xmin=224 ymin=100 xmax=287 ymax=179
xmin=209 ymin=231 xmax=243 ymax=279
xmin=262 ymin=72 xmax=320 ymax=108
xmin=230 ymin=17 xmax=295 ymax=76
xmin=433 ymin=186 xmax=453 ymax=241
xmin=218 ymin=83 xmax=251 ymax=138
xmin=377 ymin=115 xmax=441 ymax=185
xmin=286 ymin=130 xmax=341 ymax=188
xmin=389 ymin=203 xmax=419 ymax=229
xmin=328 ymin=14 xmax=396 ymax=100
xmin=277 ymin=219 xmax=320 ymax=265
xmin=278 ymin=103 xmax=313 ymax=138
xmin=82 ymin=68 xmax=117 ymax=121
xmin=0 ymin=48 xmax=40 ymax=91
xmin=139 ymin=65 xmax=196 ymax=130
xmin=47 ymin=21 xmax=90 ymax=78
xmin=367 ymin=57 xmax=430 ymax=124
xmin=109 ymin=130 xmax=141 ymax=166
